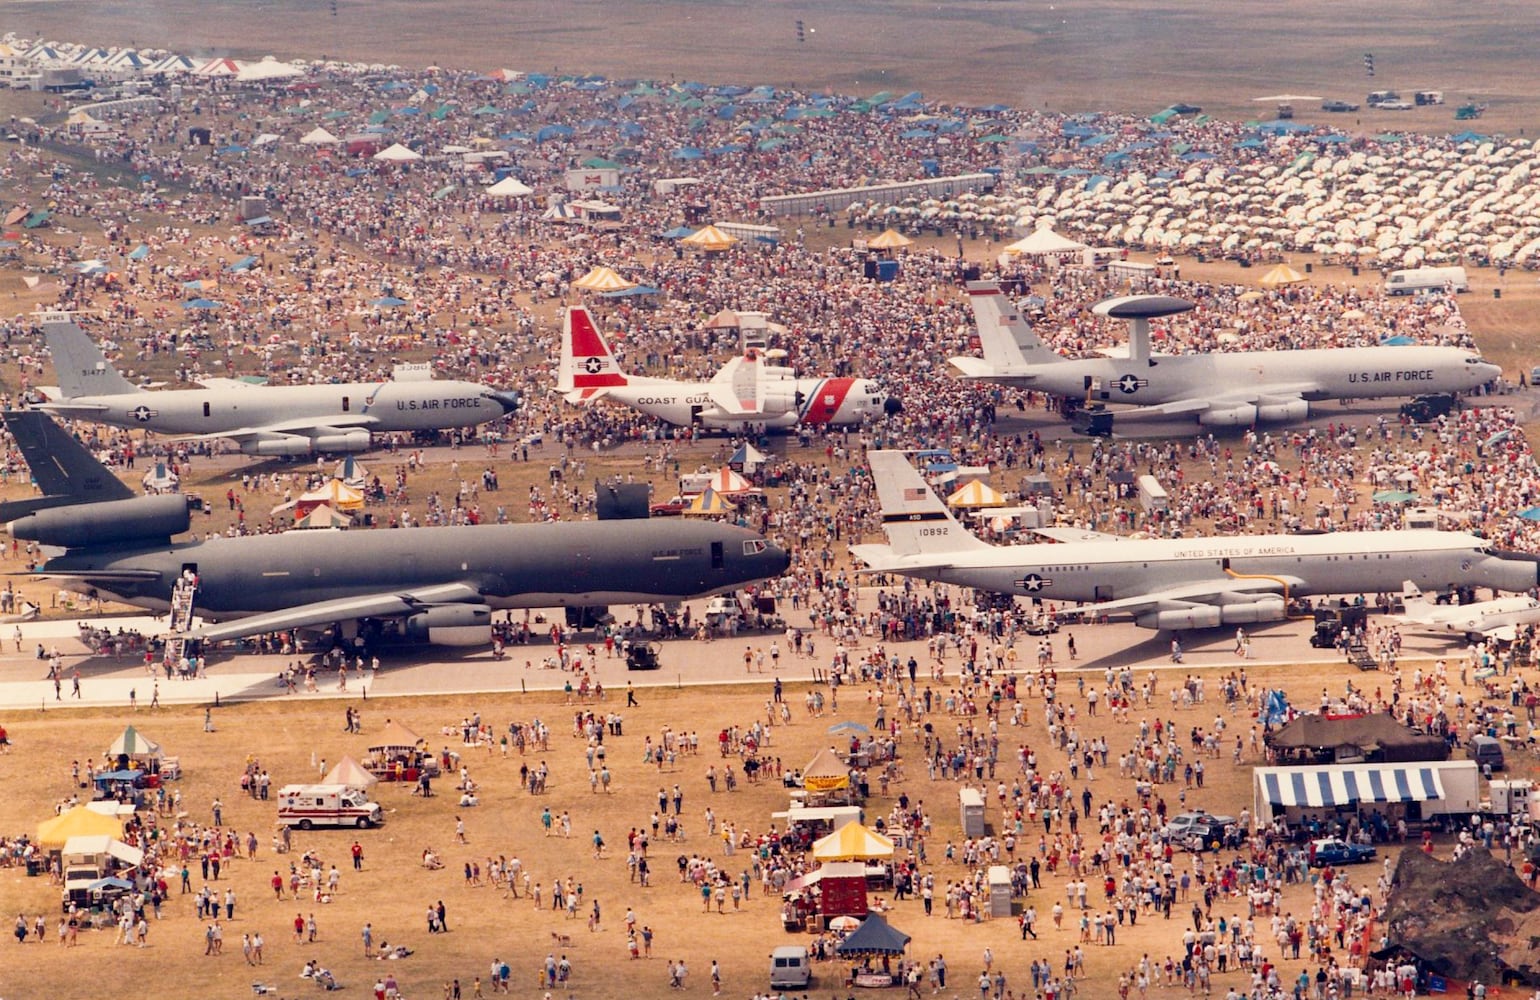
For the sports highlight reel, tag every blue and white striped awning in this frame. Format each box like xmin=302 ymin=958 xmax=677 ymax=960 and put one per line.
xmin=1257 ymin=764 xmax=1445 ymax=808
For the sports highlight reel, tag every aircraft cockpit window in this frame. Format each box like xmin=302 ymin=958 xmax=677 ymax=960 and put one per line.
xmin=742 ymin=540 xmax=767 ymax=555
xmin=1467 ymin=356 xmax=1487 ymax=365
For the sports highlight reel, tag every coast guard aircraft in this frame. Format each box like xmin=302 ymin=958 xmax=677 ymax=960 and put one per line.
xmin=948 ymin=281 xmax=1501 ymax=433
xmin=1393 ymin=580 xmax=1540 ymax=642
xmin=556 ymin=305 xmax=896 ymax=431
xmin=36 ymin=314 xmax=519 ymax=456
xmin=850 ymin=451 xmax=1539 ymax=631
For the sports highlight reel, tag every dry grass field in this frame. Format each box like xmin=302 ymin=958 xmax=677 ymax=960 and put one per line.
xmin=3 ymin=0 xmax=1538 ymax=133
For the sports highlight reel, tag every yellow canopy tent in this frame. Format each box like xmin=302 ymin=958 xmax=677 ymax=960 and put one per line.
xmin=571 ymin=266 xmax=637 ymax=292
xmin=1258 ymin=263 xmax=1306 ymax=288
xmin=812 ymin=822 xmax=896 ymax=862
xmin=802 ymin=747 xmax=850 ymax=792
xmin=946 ymin=479 xmax=1007 ymax=509
xmin=37 ymin=806 xmax=124 ymax=849
xmin=866 ymin=228 xmax=913 ymax=250
xmin=683 ymin=486 xmax=736 ymax=516
xmin=681 ymin=225 xmax=738 ymax=252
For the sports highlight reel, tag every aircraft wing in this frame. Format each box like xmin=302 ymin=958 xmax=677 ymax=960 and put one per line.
xmin=1482 ymin=624 xmax=1519 ymax=643
xmin=177 ymin=414 xmax=381 ymax=443
xmin=188 ymin=582 xmax=485 ymax=644
xmin=1062 ymin=575 xmax=1305 ymax=617
xmin=1032 ymin=527 xmax=1128 ymax=543
xmin=35 ymin=400 xmax=112 ymax=416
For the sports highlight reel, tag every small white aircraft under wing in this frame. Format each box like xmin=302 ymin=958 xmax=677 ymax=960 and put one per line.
xmin=556 ymin=305 xmax=896 ymax=431
xmin=36 ymin=313 xmax=519 ymax=456
xmin=1393 ymin=580 xmax=1540 ymax=642
xmin=949 ymin=281 xmax=1501 ymax=434
xmin=850 ymin=450 xmax=1540 ymax=630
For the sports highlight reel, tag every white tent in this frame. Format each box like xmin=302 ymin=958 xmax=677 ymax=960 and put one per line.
xmin=485 ymin=175 xmax=534 ymax=197
xmin=299 ymin=126 xmax=340 ymax=146
xmin=373 ymin=143 xmax=422 ymax=162
xmin=236 ymin=57 xmax=303 ymax=82
xmin=1004 ymin=226 xmax=1088 ymax=256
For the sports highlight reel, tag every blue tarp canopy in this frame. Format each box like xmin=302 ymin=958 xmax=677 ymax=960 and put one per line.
xmin=127 ymin=244 xmax=149 ymax=260
xmin=672 ymin=147 xmax=704 ymax=160
xmin=1516 ymin=508 xmax=1540 ymax=521
xmin=182 ymin=298 xmax=221 ymax=310
xmin=244 ymin=216 xmax=274 ymax=226
xmin=535 ymin=124 xmax=574 ymax=141
xmin=372 ymin=296 xmax=407 ymax=307
xmin=227 ymin=255 xmax=258 ymax=272
xmin=599 ymin=285 xmax=660 ymax=298
xmin=658 ymin=226 xmax=696 ymax=239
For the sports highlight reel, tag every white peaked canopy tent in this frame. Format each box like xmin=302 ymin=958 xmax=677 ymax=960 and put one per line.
xmin=485 ymin=175 xmax=534 ymax=197
xmin=1004 ymin=225 xmax=1088 ymax=256
xmin=237 ymin=57 xmax=303 ymax=82
xmin=300 ymin=126 xmax=340 ymax=146
xmin=373 ymin=143 xmax=423 ymax=162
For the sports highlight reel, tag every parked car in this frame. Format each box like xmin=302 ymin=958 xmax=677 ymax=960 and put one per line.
xmin=1164 ymin=811 xmax=1237 ymax=849
xmin=649 ymin=495 xmax=689 ymax=516
xmin=1321 ymin=99 xmax=1360 ymax=112
xmin=1168 ymin=103 xmax=1202 ymax=115
xmin=1023 ymin=617 xmax=1060 ymax=636
xmin=1376 ymin=100 xmax=1414 ymax=111
xmin=1308 ymin=838 xmax=1376 ymax=866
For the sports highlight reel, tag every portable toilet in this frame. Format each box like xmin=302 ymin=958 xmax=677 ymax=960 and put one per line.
xmin=987 ymin=865 xmax=1013 ymax=918
xmin=959 ymin=787 xmax=985 ymax=838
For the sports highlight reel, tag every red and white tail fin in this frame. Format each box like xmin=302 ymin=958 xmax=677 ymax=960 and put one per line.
xmin=558 ymin=306 xmax=628 ymax=401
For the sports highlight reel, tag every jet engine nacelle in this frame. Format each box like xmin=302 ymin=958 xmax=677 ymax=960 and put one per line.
xmin=403 ymin=604 xmax=492 ymax=646
xmin=1256 ymin=399 xmax=1309 ymax=423
xmin=244 ymin=430 xmax=372 ymax=456
xmin=7 ymin=493 xmax=191 ymax=548
xmin=1199 ymin=403 xmax=1259 ymax=427
xmin=1137 ymin=605 xmax=1222 ymax=630
xmin=1217 ymin=596 xmax=1287 ymax=624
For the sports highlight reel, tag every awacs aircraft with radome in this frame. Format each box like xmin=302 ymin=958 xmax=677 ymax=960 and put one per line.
xmin=949 ymin=281 xmax=1500 ymax=433
xmin=557 ymin=305 xmax=897 ymax=431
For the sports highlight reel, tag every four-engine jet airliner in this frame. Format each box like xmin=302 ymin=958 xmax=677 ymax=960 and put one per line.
xmin=556 ymin=305 xmax=896 ymax=430
xmin=36 ymin=313 xmax=520 ymax=455
xmin=948 ymin=281 xmax=1500 ymax=432
xmin=850 ymin=451 xmax=1537 ymax=630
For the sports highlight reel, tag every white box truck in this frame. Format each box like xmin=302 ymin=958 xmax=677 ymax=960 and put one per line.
xmin=1385 ymin=266 xmax=1468 ymax=295
xmin=277 ymin=784 xmax=384 ymax=830
xmin=1137 ymin=475 xmax=1170 ymax=513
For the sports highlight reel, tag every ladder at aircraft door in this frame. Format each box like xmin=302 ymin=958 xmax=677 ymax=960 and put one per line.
xmin=163 ymin=577 xmax=198 ymax=667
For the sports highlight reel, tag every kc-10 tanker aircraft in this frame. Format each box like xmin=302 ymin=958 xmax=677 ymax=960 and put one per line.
xmin=36 ymin=313 xmax=520 ymax=455
xmin=851 ymin=451 xmax=1538 ymax=630
xmin=2 ymin=412 xmax=788 ymax=649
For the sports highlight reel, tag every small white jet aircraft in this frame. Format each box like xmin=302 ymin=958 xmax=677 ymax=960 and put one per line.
xmin=36 ymin=313 xmax=519 ymax=456
xmin=556 ymin=305 xmax=895 ymax=431
xmin=1394 ymin=580 xmax=1540 ymax=642
xmin=949 ymin=281 xmax=1501 ymax=432
xmin=850 ymin=451 xmax=1540 ymax=630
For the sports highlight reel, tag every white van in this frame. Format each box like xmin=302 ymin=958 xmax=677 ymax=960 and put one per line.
xmin=1137 ymin=475 xmax=1170 ymax=514
xmin=770 ymin=945 xmax=811 ymax=988
xmin=1385 ymin=266 xmax=1468 ymax=296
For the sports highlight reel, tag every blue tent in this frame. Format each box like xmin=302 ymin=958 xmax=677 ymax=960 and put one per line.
xmin=1517 ymin=508 xmax=1540 ymax=522
xmin=1450 ymin=130 xmax=1488 ymax=144
xmin=227 ymin=255 xmax=258 ymax=272
xmin=1379 ymin=335 xmax=1416 ymax=346
xmin=672 ymin=147 xmax=704 ymax=160
xmin=599 ymin=285 xmax=660 ymax=298
xmin=1180 ymin=150 xmax=1215 ymax=161
xmin=127 ymin=244 xmax=149 ymax=261
xmin=1261 ymin=690 xmax=1291 ymax=726
xmin=372 ymin=296 xmax=407 ymax=307
xmin=535 ymin=124 xmax=574 ymax=142
xmin=183 ymin=298 xmax=221 ymax=310
xmin=1314 ymin=134 xmax=1350 ymax=145
xmin=659 ymin=226 xmax=696 ymax=239
xmin=1233 ymin=138 xmax=1266 ymax=149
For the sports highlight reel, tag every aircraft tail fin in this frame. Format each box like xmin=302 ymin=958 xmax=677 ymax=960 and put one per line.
xmin=42 ymin=314 xmax=143 ymax=398
xmin=557 ymin=306 xmax=629 ymax=393
xmin=868 ymin=450 xmax=989 ymax=557
xmin=0 ymin=410 xmax=134 ymax=520
xmin=1400 ymin=579 xmax=1433 ymax=616
xmin=966 ymin=281 xmax=1062 ymax=367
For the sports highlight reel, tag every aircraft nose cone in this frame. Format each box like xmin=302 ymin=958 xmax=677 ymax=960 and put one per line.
xmin=490 ymin=390 xmax=522 ymax=415
xmin=768 ymin=541 xmax=791 ymax=576
xmin=883 ymin=396 xmax=904 ymax=416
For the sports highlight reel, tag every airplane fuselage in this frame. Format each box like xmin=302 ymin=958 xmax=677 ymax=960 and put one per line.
xmin=46 ymin=520 xmax=789 ymax=619
xmin=43 ymin=379 xmax=511 ymax=445
xmin=870 ymin=530 xmax=1536 ymax=614
xmin=1410 ymin=596 xmax=1540 ymax=636
xmin=602 ymin=375 xmax=886 ymax=429
xmin=974 ymin=346 xmax=1498 ymax=423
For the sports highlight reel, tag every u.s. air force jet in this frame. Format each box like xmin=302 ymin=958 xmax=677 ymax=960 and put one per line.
xmin=948 ymin=281 xmax=1500 ymax=433
xmin=850 ymin=451 xmax=1537 ymax=631
xmin=2 ymin=412 xmax=788 ymax=649
xmin=36 ymin=313 xmax=520 ymax=455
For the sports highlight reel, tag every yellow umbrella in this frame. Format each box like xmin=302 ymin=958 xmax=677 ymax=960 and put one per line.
xmin=1258 ymin=263 xmax=1307 ymax=288
xmin=681 ymin=225 xmax=737 ymax=252
xmin=867 ymin=228 xmax=913 ymax=250
xmin=571 ymin=266 xmax=637 ymax=292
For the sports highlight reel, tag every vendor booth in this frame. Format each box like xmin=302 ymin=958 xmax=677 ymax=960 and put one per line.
xmin=364 ymin=720 xmax=439 ymax=785
xmin=1252 ymin=760 xmax=1479 ymax=835
xmin=105 ymin=725 xmax=170 ymax=777
xmin=37 ymin=806 xmax=123 ymax=850
xmin=801 ymin=747 xmax=854 ymax=806
xmin=834 ymin=913 xmax=914 ymax=988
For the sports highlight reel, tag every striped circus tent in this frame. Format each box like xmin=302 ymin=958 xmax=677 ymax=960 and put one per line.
xmin=946 ymin=479 xmax=1006 ymax=509
xmin=866 ymin=228 xmax=913 ymax=250
xmin=684 ymin=487 xmax=736 ymax=516
xmin=1258 ymin=263 xmax=1307 ymax=287
xmin=681 ymin=224 xmax=737 ymax=251
xmin=708 ymin=466 xmax=752 ymax=495
xmin=571 ymin=266 xmax=636 ymax=292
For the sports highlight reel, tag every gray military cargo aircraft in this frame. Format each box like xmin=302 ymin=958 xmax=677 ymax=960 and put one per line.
xmin=2 ymin=412 xmax=788 ymax=649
